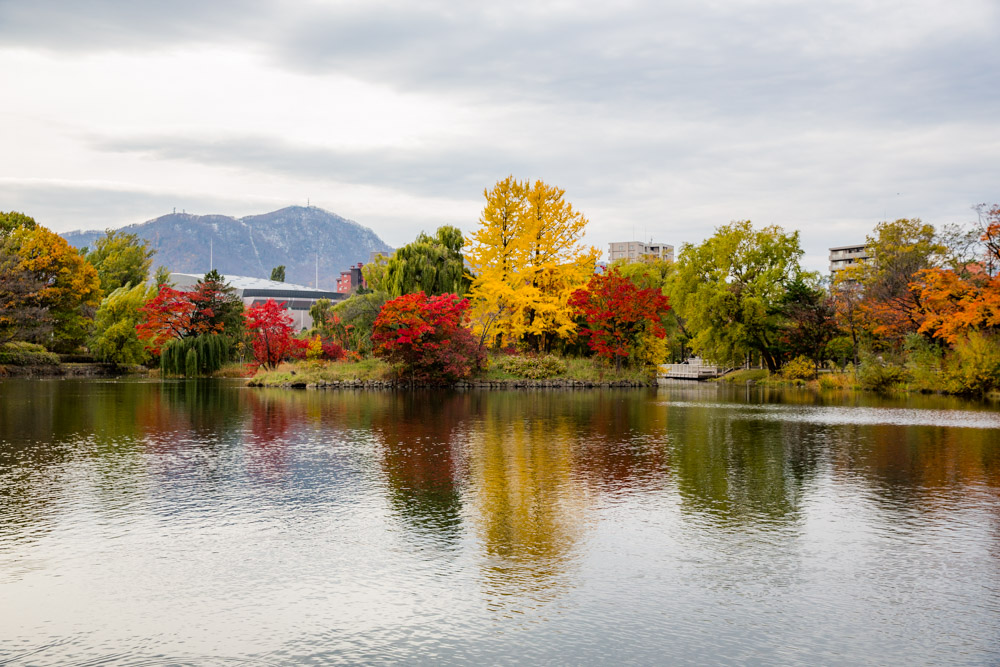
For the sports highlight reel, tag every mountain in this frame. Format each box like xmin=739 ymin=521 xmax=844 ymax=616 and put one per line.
xmin=62 ymin=206 xmax=393 ymax=290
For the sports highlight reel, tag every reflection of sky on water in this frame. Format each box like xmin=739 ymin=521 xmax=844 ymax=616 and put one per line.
xmin=1 ymin=380 xmax=999 ymax=665
xmin=662 ymin=400 xmax=1000 ymax=429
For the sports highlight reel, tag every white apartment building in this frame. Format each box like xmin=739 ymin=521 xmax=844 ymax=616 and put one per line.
xmin=829 ymin=244 xmax=870 ymax=274
xmin=608 ymin=241 xmax=675 ymax=263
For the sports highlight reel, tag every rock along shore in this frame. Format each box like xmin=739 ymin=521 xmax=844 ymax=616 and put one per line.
xmin=0 ymin=363 xmax=123 ymax=378
xmin=248 ymin=378 xmax=656 ymax=390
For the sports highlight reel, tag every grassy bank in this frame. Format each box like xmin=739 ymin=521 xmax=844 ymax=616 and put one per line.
xmin=248 ymin=354 xmax=655 ymax=388
xmin=716 ymin=366 xmax=1000 ymax=400
xmin=247 ymin=359 xmax=394 ymax=386
xmin=481 ymin=354 xmax=652 ymax=384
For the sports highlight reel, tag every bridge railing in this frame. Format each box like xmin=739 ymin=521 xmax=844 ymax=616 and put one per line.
xmin=658 ymin=363 xmax=736 ymax=379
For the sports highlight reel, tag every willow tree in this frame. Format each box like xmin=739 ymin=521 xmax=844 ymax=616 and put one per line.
xmin=669 ymin=220 xmax=803 ymax=372
xmin=90 ymin=282 xmax=153 ymax=367
xmin=466 ymin=177 xmax=598 ymax=351
xmin=374 ymin=225 xmax=468 ymax=298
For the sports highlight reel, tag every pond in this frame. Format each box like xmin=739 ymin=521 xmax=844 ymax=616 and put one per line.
xmin=1 ymin=379 xmax=999 ymax=665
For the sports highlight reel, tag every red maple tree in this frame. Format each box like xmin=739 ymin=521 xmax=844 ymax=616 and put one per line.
xmin=136 ymin=286 xmax=217 ymax=354
xmin=569 ymin=269 xmax=670 ymax=370
xmin=244 ymin=299 xmax=296 ymax=370
xmin=372 ymin=292 xmax=483 ymax=383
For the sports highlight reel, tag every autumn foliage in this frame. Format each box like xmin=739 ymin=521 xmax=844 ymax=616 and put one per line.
xmin=137 ymin=286 xmax=217 ymax=354
xmin=569 ymin=269 xmax=670 ymax=370
xmin=244 ymin=299 xmax=297 ymax=370
xmin=911 ymin=210 xmax=1000 ymax=344
xmin=372 ymin=292 xmax=483 ymax=383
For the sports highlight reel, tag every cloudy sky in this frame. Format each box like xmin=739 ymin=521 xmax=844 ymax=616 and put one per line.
xmin=1 ymin=0 xmax=998 ymax=270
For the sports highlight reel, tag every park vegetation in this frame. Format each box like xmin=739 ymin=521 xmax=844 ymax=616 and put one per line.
xmin=2 ymin=194 xmax=1000 ymax=395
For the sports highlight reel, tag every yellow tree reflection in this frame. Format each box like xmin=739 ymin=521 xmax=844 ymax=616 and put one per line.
xmin=465 ymin=397 xmax=590 ymax=612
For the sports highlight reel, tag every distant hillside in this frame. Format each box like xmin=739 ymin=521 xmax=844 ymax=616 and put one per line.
xmin=62 ymin=206 xmax=393 ymax=290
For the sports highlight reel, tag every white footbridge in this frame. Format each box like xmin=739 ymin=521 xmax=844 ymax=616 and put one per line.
xmin=658 ymin=357 xmax=732 ymax=380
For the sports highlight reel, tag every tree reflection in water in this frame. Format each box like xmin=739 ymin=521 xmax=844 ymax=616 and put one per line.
xmin=464 ymin=393 xmax=587 ymax=613
xmin=3 ymin=378 xmax=1000 ymax=633
xmin=369 ymin=392 xmax=466 ymax=545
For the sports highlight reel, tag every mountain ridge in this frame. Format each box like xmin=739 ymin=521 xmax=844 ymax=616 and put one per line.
xmin=62 ymin=205 xmax=393 ymax=290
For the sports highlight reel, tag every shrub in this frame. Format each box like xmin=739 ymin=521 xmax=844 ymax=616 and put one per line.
xmin=495 ymin=354 xmax=568 ymax=379
xmin=858 ymin=355 xmax=910 ymax=391
xmin=817 ymin=371 xmax=854 ymax=390
xmin=904 ymin=333 xmax=944 ymax=392
xmin=781 ymin=355 xmax=816 ymax=380
xmin=0 ymin=341 xmax=59 ymax=366
xmin=718 ymin=368 xmax=769 ymax=384
xmin=941 ymin=332 xmax=1000 ymax=396
xmin=372 ymin=292 xmax=483 ymax=384
xmin=303 ymin=334 xmax=348 ymax=363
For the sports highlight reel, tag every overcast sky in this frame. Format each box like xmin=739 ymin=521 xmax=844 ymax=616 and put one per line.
xmin=2 ymin=0 xmax=998 ymax=270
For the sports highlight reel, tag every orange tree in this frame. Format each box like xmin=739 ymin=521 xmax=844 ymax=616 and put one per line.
xmin=372 ymin=292 xmax=483 ymax=383
xmin=912 ymin=208 xmax=1000 ymax=343
xmin=5 ymin=224 xmax=100 ymax=352
xmin=568 ymin=269 xmax=670 ymax=371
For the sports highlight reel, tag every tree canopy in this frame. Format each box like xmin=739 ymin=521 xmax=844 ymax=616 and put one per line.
xmin=858 ymin=218 xmax=944 ymax=341
xmin=5 ymin=224 xmax=101 ymax=352
xmin=84 ymin=229 xmax=155 ymax=295
xmin=669 ymin=220 xmax=804 ymax=372
xmin=465 ymin=177 xmax=599 ymax=351
xmin=90 ymin=282 xmax=153 ymax=366
xmin=0 ymin=211 xmax=38 ymax=237
xmin=372 ymin=226 xmax=468 ymax=298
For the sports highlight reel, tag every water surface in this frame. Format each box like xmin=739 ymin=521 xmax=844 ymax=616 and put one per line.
xmin=1 ymin=379 xmax=998 ymax=665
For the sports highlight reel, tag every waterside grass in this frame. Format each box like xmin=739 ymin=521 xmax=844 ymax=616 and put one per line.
xmin=248 ymin=354 xmax=654 ymax=387
xmin=247 ymin=358 xmax=393 ymax=387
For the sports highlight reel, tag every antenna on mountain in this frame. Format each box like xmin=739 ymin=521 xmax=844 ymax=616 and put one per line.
xmin=307 ymin=198 xmax=310 ymax=208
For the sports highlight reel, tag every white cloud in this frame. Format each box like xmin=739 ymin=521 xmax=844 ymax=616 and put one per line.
xmin=0 ymin=0 xmax=998 ymax=271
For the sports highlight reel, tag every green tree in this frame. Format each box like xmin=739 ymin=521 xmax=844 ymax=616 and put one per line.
xmin=779 ymin=276 xmax=837 ymax=369
xmin=373 ymin=226 xmax=468 ymax=298
xmin=0 ymin=211 xmax=38 ymax=237
xmin=90 ymin=282 xmax=152 ymax=367
xmin=270 ymin=265 xmax=285 ymax=282
xmin=84 ymin=229 xmax=155 ymax=295
xmin=153 ymin=265 xmax=173 ymax=287
xmin=329 ymin=291 xmax=388 ymax=354
xmin=309 ymin=298 xmax=334 ymax=330
xmin=669 ymin=220 xmax=803 ymax=372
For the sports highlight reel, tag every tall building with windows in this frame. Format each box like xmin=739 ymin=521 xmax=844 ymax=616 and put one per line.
xmin=608 ymin=240 xmax=674 ymax=263
xmin=337 ymin=263 xmax=365 ymax=293
xmin=829 ymin=244 xmax=870 ymax=274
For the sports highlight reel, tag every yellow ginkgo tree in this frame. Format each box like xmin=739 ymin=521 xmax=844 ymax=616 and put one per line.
xmin=465 ymin=177 xmax=599 ymax=352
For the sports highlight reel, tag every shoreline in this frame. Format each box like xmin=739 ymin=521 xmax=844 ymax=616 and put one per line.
xmin=246 ymin=377 xmax=657 ymax=389
xmin=0 ymin=362 xmax=124 ymax=378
